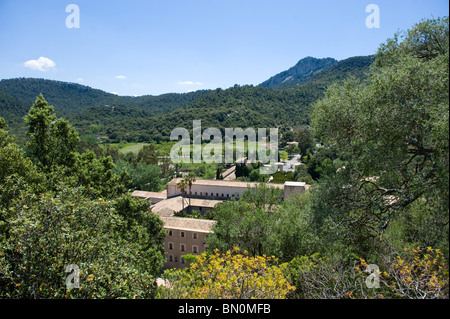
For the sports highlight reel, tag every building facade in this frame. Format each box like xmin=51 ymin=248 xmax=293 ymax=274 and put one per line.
xmin=167 ymin=178 xmax=284 ymax=200
xmin=161 ymin=217 xmax=215 ymax=269
xmin=131 ymin=178 xmax=310 ymax=270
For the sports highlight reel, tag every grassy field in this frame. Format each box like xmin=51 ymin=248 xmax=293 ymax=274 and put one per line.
xmin=119 ymin=143 xmax=149 ymax=155
xmin=111 ymin=140 xmax=254 ymax=157
xmin=104 ymin=141 xmax=177 ymax=156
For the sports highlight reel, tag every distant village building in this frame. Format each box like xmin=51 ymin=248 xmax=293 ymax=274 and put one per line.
xmin=286 ymin=141 xmax=299 ymax=147
xmin=274 ymin=162 xmax=285 ymax=172
xmin=283 ymin=181 xmax=309 ymax=200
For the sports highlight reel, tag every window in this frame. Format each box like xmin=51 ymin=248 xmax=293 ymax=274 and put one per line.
xmin=175 ymin=256 xmax=178 ymax=263
xmin=192 ymin=245 xmax=198 ymax=253
xmin=169 ymin=230 xmax=173 ymax=236
xmin=169 ymin=242 xmax=173 ymax=250
xmin=181 ymin=244 xmax=185 ymax=252
xmin=169 ymin=255 xmax=173 ymax=262
xmin=206 ymin=192 xmax=208 ymax=196
xmin=181 ymin=231 xmax=185 ymax=238
xmin=193 ymin=233 xmax=198 ymax=239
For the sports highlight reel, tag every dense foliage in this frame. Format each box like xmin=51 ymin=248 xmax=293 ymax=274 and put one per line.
xmin=207 ymin=185 xmax=317 ymax=261
xmin=310 ymin=16 xmax=449 ymax=258
xmin=0 ymin=97 xmax=166 ymax=298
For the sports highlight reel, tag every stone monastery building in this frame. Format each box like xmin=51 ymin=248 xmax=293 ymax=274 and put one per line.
xmin=132 ymin=178 xmax=309 ymax=269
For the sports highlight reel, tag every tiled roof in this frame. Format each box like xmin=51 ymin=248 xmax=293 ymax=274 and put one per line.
xmin=131 ymin=190 xmax=167 ymax=199
xmin=151 ymin=196 xmax=185 ymax=216
xmin=150 ymin=196 xmax=222 ymax=216
xmin=160 ymin=216 xmax=216 ymax=233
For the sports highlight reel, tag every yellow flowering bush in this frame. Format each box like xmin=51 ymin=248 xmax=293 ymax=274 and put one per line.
xmin=157 ymin=247 xmax=295 ymax=299
xmin=357 ymin=247 xmax=448 ymax=299
xmin=386 ymin=247 xmax=448 ymax=299
xmin=287 ymin=248 xmax=448 ymax=299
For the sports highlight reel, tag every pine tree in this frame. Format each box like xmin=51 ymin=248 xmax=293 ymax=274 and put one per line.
xmin=24 ymin=94 xmax=79 ymax=169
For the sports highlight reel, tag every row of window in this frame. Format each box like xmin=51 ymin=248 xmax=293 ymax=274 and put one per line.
xmin=187 ymin=191 xmax=240 ymax=198
xmin=168 ymin=255 xmax=187 ymax=264
xmin=168 ymin=230 xmax=198 ymax=239
xmin=168 ymin=243 xmax=199 ymax=253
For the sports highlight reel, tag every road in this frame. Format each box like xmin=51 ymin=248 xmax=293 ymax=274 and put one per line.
xmin=282 ymin=154 xmax=301 ymax=172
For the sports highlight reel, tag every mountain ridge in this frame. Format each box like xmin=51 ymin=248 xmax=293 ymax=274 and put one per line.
xmin=260 ymin=56 xmax=338 ymax=88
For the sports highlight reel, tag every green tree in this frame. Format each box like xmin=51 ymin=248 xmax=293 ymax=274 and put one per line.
xmin=113 ymin=194 xmax=167 ymax=277
xmin=249 ymin=168 xmax=261 ymax=182
xmin=275 ymin=192 xmax=318 ymax=261
xmin=69 ymin=152 xmax=126 ymax=198
xmin=310 ymin=17 xmax=449 ymax=251
xmin=24 ymin=94 xmax=79 ymax=170
xmin=0 ymin=117 xmax=42 ymax=235
xmin=113 ymin=160 xmax=162 ymax=192
xmin=208 ymin=184 xmax=314 ymax=260
xmin=293 ymin=127 xmax=313 ymax=156
xmin=176 ymin=178 xmax=188 ymax=212
xmin=184 ymin=174 xmax=196 ymax=208
xmin=0 ymin=186 xmax=164 ymax=299
xmin=293 ymin=164 xmax=314 ymax=185
xmin=137 ymin=144 xmax=159 ymax=165
xmin=0 ymin=117 xmax=41 ymax=193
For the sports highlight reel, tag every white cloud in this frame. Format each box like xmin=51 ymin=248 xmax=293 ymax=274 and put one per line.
xmin=23 ymin=57 xmax=56 ymax=72
xmin=178 ymin=81 xmax=203 ymax=85
xmin=115 ymin=75 xmax=127 ymax=79
xmin=109 ymin=91 xmax=119 ymax=95
xmin=76 ymin=77 xmax=83 ymax=82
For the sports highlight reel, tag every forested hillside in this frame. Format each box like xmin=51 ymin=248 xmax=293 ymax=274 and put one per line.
xmin=65 ymin=83 xmax=329 ymax=143
xmin=0 ymin=78 xmax=209 ymax=135
xmin=0 ymin=54 xmax=374 ymax=144
xmin=0 ymin=92 xmax=29 ymax=140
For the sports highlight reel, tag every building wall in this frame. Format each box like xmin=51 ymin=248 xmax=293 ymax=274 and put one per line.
xmin=283 ymin=184 xmax=306 ymax=200
xmin=163 ymin=228 xmax=210 ymax=269
xmin=168 ymin=184 xmax=246 ymax=200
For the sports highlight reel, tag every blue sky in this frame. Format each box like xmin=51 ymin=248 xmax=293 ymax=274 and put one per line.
xmin=0 ymin=0 xmax=448 ymax=96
